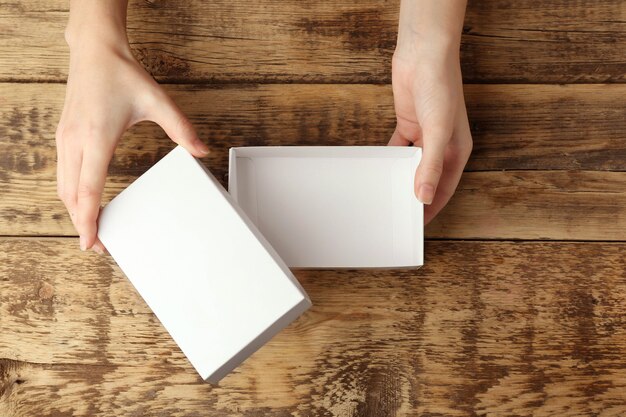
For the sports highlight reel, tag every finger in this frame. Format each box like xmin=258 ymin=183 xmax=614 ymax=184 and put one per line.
xmin=414 ymin=125 xmax=450 ymax=205
xmin=57 ymin=140 xmax=80 ymax=231
xmin=148 ymin=93 xmax=210 ymax=157
xmin=423 ymin=148 xmax=465 ymax=225
xmin=56 ymin=134 xmax=83 ymax=238
xmin=55 ymin=128 xmax=65 ymax=203
xmin=76 ymin=145 xmax=113 ymax=251
xmin=62 ymin=140 xmax=83 ymax=223
xmin=390 ymin=113 xmax=423 ymax=146
xmin=92 ymin=237 xmax=108 ymax=256
xmin=388 ymin=127 xmax=412 ymax=146
xmin=424 ymin=127 xmax=472 ymax=224
xmin=93 ymin=207 xmax=108 ymax=255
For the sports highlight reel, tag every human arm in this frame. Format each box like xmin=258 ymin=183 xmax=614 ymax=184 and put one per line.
xmin=389 ymin=0 xmax=472 ymax=224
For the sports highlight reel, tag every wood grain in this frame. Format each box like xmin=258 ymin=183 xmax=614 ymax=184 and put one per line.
xmin=427 ymin=170 xmax=626 ymax=241
xmin=2 ymin=238 xmax=626 ymax=416
xmin=4 ymin=83 xmax=626 ymax=173
xmin=1 ymin=1 xmax=625 ymax=83
xmin=2 ymin=83 xmax=625 ymax=239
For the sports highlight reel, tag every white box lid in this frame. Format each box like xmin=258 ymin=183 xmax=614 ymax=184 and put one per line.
xmin=228 ymin=146 xmax=423 ymax=268
xmin=97 ymin=146 xmax=311 ymax=384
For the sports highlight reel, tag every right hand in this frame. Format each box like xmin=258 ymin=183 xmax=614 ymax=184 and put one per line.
xmin=56 ymin=38 xmax=210 ymax=254
xmin=389 ymin=45 xmax=472 ymax=225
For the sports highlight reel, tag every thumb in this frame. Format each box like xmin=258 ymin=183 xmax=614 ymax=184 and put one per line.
xmin=414 ymin=126 xmax=450 ymax=205
xmin=150 ymin=95 xmax=210 ymax=157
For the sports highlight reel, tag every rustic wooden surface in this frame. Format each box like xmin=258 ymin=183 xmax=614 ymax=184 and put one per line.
xmin=1 ymin=0 xmax=625 ymax=416
xmin=2 ymin=239 xmax=626 ymax=416
xmin=1 ymin=0 xmax=625 ymax=83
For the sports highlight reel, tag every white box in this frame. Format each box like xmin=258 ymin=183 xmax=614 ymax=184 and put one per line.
xmin=228 ymin=146 xmax=423 ymax=268
xmin=97 ymin=146 xmax=311 ymax=384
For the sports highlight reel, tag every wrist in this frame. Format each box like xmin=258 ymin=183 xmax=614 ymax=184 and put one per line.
xmin=395 ymin=27 xmax=460 ymax=62
xmin=65 ymin=0 xmax=129 ymax=51
xmin=395 ymin=0 xmax=465 ymax=60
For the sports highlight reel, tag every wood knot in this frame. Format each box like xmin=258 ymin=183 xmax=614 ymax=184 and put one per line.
xmin=38 ymin=282 xmax=54 ymax=300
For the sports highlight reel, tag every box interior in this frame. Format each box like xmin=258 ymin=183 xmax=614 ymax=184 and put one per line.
xmin=229 ymin=147 xmax=423 ymax=268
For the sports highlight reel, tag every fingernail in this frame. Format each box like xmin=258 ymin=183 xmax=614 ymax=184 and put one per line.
xmin=198 ymin=142 xmax=211 ymax=155
xmin=417 ymin=184 xmax=435 ymax=205
xmin=79 ymin=236 xmax=87 ymax=251
xmin=93 ymin=245 xmax=104 ymax=255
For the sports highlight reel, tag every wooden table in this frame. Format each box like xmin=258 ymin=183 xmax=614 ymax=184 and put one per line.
xmin=1 ymin=1 xmax=625 ymax=416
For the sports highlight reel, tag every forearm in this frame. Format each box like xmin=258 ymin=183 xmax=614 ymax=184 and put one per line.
xmin=65 ymin=0 xmax=129 ymax=50
xmin=396 ymin=0 xmax=467 ymax=58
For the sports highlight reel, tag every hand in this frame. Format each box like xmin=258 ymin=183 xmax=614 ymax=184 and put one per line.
xmin=56 ymin=12 xmax=210 ymax=254
xmin=389 ymin=49 xmax=472 ymax=224
xmin=389 ymin=0 xmax=472 ymax=225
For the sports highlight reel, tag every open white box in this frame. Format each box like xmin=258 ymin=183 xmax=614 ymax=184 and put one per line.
xmin=229 ymin=146 xmax=423 ymax=268
xmin=97 ymin=146 xmax=311 ymax=384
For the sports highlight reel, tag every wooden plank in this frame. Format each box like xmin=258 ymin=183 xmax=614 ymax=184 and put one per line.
xmin=426 ymin=170 xmax=626 ymax=240
xmin=465 ymin=84 xmax=626 ymax=171
xmin=1 ymin=1 xmax=625 ymax=83
xmin=4 ymin=167 xmax=626 ymax=241
xmin=1 ymin=83 xmax=625 ymax=239
xmin=462 ymin=0 xmax=626 ymax=83
xmin=2 ymin=238 xmax=626 ymax=416
xmin=3 ymin=83 xmax=625 ymax=175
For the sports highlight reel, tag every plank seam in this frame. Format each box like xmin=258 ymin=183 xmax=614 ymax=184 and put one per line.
xmin=1 ymin=79 xmax=626 ymax=85
xmin=1 ymin=236 xmax=626 ymax=244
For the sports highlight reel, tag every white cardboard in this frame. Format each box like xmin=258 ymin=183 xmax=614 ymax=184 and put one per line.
xmin=97 ymin=146 xmax=311 ymax=384
xmin=228 ymin=146 xmax=423 ymax=268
